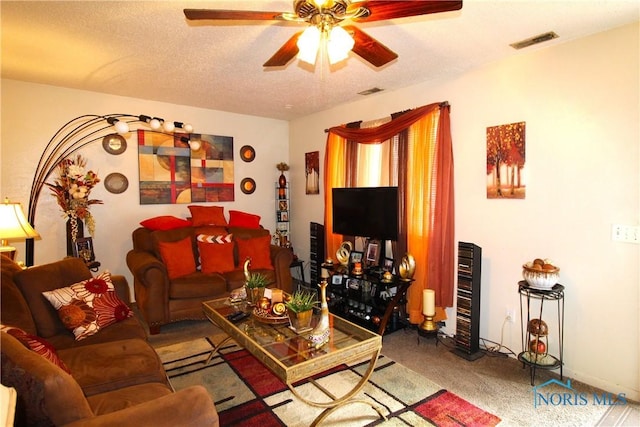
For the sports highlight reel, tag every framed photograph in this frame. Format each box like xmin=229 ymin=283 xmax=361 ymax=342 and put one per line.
xmin=278 ymin=211 xmax=289 ymax=222
xmin=347 ymin=278 xmax=361 ymax=290
xmin=383 ymin=257 xmax=394 ymax=272
xmin=349 ymin=250 xmax=363 ymax=264
xmin=278 ymin=200 xmax=288 ymax=211
xmin=73 ymin=237 xmax=95 ymax=263
xmin=365 ymin=241 xmax=380 ymax=265
xmin=331 ymin=274 xmax=345 ymax=286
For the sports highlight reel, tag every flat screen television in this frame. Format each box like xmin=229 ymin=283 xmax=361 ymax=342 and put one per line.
xmin=332 ymin=187 xmax=398 ymax=241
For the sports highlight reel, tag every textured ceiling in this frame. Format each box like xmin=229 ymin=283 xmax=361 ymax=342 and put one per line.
xmin=2 ymin=1 xmax=638 ymax=121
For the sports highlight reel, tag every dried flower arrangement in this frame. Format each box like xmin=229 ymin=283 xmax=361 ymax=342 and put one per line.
xmin=46 ymin=154 xmax=102 ymax=241
xmin=276 ymin=162 xmax=290 ymax=172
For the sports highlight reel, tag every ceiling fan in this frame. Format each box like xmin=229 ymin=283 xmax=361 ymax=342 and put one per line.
xmin=184 ymin=0 xmax=463 ymax=68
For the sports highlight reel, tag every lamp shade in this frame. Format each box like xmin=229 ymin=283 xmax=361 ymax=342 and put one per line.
xmin=297 ymin=26 xmax=321 ymax=64
xmin=327 ymin=26 xmax=354 ymax=64
xmin=0 ymin=199 xmax=40 ymax=241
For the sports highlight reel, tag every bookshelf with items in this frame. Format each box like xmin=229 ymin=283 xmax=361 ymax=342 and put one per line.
xmin=275 ymin=183 xmax=291 ymax=249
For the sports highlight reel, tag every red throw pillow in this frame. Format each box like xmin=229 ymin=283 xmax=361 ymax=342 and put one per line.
xmin=197 ymin=234 xmax=235 ymax=273
xmin=1 ymin=324 xmax=71 ymax=373
xmin=229 ymin=210 xmax=261 ymax=229
xmin=188 ymin=205 xmax=228 ymax=227
xmin=41 ymin=271 xmax=133 ymax=341
xmin=158 ymin=237 xmax=197 ymax=279
xmin=236 ymin=235 xmax=273 ymax=270
xmin=140 ymin=216 xmax=192 ymax=231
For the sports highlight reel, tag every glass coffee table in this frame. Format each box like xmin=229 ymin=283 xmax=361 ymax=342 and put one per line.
xmin=202 ymin=298 xmax=384 ymax=426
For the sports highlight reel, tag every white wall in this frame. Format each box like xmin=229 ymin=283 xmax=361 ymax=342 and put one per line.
xmin=1 ymin=80 xmax=289 ymax=289
xmin=289 ymin=23 xmax=639 ymax=399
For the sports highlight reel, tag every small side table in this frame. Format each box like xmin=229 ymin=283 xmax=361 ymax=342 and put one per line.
xmin=517 ymin=281 xmax=565 ymax=385
xmin=290 ymin=259 xmax=305 ymax=284
xmin=417 ymin=327 xmax=439 ymax=346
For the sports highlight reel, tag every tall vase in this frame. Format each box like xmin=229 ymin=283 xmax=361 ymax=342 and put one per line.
xmin=278 ymin=173 xmax=287 ymax=188
xmin=66 ymin=217 xmax=84 ymax=256
xmin=308 ymin=280 xmax=330 ymax=349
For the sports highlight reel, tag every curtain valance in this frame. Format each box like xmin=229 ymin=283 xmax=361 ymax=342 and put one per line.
xmin=326 ymin=103 xmax=442 ymax=143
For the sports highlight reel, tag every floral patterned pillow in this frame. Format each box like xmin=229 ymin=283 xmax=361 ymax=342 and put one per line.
xmin=42 ymin=271 xmax=133 ymax=341
xmin=1 ymin=324 xmax=71 ymax=373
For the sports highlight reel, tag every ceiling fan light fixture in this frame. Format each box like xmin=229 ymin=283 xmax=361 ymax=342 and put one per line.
xmin=310 ymin=0 xmax=332 ymax=9
xmin=327 ymin=25 xmax=354 ymax=64
xmin=297 ymin=25 xmax=322 ymax=64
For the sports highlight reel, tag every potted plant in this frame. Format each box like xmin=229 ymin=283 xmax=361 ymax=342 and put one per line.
xmin=285 ymin=290 xmax=317 ymax=332
xmin=245 ymin=272 xmax=268 ymax=304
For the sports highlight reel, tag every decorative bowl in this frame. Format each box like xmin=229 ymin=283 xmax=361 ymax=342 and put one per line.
xmin=252 ymin=307 xmax=289 ymax=324
xmin=522 ymin=264 xmax=559 ymax=290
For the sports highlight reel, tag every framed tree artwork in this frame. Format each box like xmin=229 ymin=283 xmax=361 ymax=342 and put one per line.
xmin=486 ymin=121 xmax=526 ymax=199
xmin=305 ymin=151 xmax=320 ymax=195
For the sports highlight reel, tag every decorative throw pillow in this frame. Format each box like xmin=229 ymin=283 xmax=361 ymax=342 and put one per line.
xmin=158 ymin=236 xmax=197 ymax=279
xmin=140 ymin=215 xmax=192 ymax=231
xmin=197 ymin=234 xmax=235 ymax=273
xmin=188 ymin=205 xmax=228 ymax=227
xmin=229 ymin=210 xmax=261 ymax=229
xmin=41 ymin=271 xmax=133 ymax=341
xmin=0 ymin=324 xmax=71 ymax=373
xmin=236 ymin=235 xmax=274 ymax=270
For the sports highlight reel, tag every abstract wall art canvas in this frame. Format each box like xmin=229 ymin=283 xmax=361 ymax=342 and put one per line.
xmin=138 ymin=130 xmax=234 ymax=204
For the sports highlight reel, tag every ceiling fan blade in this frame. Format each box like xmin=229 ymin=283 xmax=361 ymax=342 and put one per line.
xmin=350 ymin=1 xmax=463 ymax=22
xmin=344 ymin=25 xmax=398 ymax=67
xmin=263 ymin=32 xmax=303 ymax=67
xmin=184 ymin=9 xmax=284 ymax=21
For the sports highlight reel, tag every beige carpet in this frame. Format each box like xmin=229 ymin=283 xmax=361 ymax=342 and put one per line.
xmin=146 ymin=317 xmax=639 ymax=426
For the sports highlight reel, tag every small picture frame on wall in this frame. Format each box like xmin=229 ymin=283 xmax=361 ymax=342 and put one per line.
xmin=73 ymin=237 xmax=96 ymax=263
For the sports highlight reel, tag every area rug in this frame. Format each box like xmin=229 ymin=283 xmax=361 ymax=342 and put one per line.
xmin=156 ymin=337 xmax=501 ymax=426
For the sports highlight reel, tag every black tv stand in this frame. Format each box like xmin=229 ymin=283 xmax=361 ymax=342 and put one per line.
xmin=324 ymin=264 xmax=412 ymax=335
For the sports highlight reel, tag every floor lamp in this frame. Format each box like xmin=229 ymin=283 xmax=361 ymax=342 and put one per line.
xmin=24 ymin=114 xmax=193 ymax=266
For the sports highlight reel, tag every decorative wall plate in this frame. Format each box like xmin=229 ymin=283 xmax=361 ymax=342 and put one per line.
xmin=239 ymin=145 xmax=255 ymax=162
xmin=102 ymin=134 xmax=127 ymax=155
xmin=240 ymin=177 xmax=256 ymax=194
xmin=104 ymin=172 xmax=129 ymax=194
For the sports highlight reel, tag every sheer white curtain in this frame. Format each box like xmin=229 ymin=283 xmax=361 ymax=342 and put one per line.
xmin=355 ymin=117 xmax=394 ymax=187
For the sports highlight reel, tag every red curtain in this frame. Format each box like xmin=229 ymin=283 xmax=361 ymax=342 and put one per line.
xmin=323 ymin=102 xmax=454 ymax=319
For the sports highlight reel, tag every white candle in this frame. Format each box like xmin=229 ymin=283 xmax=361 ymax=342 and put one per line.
xmin=422 ymin=289 xmax=435 ymax=317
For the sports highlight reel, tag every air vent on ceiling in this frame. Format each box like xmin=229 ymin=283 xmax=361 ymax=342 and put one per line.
xmin=510 ymin=31 xmax=559 ymax=50
xmin=358 ymin=87 xmax=384 ymax=96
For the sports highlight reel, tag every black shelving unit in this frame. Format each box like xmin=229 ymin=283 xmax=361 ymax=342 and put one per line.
xmin=453 ymin=241 xmax=483 ymax=360
xmin=326 ymin=267 xmax=411 ymax=335
xmin=309 ymin=222 xmax=324 ymax=286
xmin=275 ymin=183 xmax=290 ymax=248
